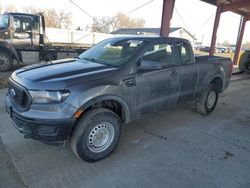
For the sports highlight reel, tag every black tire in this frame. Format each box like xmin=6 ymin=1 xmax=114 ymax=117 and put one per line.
xmin=70 ymin=108 xmax=121 ymax=162
xmin=44 ymin=53 xmax=56 ymax=62
xmin=0 ymin=52 xmax=13 ymax=72
xmin=239 ymin=60 xmax=250 ymax=74
xmin=238 ymin=52 xmax=250 ymax=74
xmin=196 ymin=83 xmax=219 ymax=115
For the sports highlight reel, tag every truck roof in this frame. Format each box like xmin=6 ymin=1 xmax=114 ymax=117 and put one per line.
xmin=3 ymin=12 xmax=40 ymax=17
xmin=110 ymin=35 xmax=190 ymax=43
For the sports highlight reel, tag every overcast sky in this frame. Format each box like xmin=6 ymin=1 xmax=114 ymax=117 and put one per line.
xmin=1 ymin=0 xmax=250 ymax=45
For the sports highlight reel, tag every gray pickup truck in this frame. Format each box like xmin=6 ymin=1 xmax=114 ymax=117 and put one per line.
xmin=4 ymin=36 xmax=232 ymax=162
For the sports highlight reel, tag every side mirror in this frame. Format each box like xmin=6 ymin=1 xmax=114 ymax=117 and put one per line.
xmin=138 ymin=59 xmax=162 ymax=71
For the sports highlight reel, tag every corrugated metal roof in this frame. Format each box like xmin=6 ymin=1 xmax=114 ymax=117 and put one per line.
xmin=201 ymin=0 xmax=250 ymax=17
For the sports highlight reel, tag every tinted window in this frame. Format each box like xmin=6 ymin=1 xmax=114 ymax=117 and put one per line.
xmin=34 ymin=16 xmax=40 ymax=32
xmin=79 ymin=38 xmax=144 ymax=66
xmin=143 ymin=43 xmax=175 ymax=67
xmin=0 ymin=15 xmax=9 ymax=28
xmin=177 ymin=42 xmax=191 ymax=63
xmin=13 ymin=16 xmax=32 ymax=32
xmin=32 ymin=16 xmax=40 ymax=44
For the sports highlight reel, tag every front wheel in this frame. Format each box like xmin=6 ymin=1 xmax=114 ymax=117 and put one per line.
xmin=70 ymin=108 xmax=121 ymax=162
xmin=0 ymin=52 xmax=13 ymax=72
xmin=196 ymin=83 xmax=219 ymax=115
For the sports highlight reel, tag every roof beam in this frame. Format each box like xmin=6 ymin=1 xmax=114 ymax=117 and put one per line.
xmin=160 ymin=0 xmax=176 ymax=37
xmin=210 ymin=5 xmax=222 ymax=56
xmin=233 ymin=15 xmax=247 ymax=65
xmin=221 ymin=0 xmax=250 ymax=12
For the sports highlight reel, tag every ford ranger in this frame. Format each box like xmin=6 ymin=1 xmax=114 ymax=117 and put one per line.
xmin=4 ymin=36 xmax=232 ymax=162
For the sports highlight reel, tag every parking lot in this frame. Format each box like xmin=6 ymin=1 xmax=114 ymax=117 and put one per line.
xmin=0 ymin=74 xmax=249 ymax=188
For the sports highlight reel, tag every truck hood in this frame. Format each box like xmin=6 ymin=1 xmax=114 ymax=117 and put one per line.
xmin=12 ymin=58 xmax=118 ymax=90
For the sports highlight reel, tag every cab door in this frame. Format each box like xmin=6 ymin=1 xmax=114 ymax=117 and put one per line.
xmin=10 ymin=14 xmax=33 ymax=48
xmin=135 ymin=40 xmax=181 ymax=115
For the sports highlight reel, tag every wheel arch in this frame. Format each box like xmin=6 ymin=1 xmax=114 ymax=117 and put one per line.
xmin=209 ymin=76 xmax=223 ymax=93
xmin=202 ymin=73 xmax=224 ymax=93
xmin=75 ymin=95 xmax=131 ymax=124
xmin=0 ymin=41 xmax=20 ymax=62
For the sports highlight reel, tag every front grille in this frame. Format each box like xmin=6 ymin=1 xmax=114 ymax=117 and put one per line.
xmin=8 ymin=80 xmax=30 ymax=109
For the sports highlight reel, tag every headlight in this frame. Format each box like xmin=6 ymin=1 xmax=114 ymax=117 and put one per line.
xmin=29 ymin=90 xmax=70 ymax=104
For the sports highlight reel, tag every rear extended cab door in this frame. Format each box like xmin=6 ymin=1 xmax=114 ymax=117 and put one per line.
xmin=176 ymin=41 xmax=199 ymax=104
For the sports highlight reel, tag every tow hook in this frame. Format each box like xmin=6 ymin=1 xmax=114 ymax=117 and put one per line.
xmin=24 ymin=134 xmax=30 ymax=139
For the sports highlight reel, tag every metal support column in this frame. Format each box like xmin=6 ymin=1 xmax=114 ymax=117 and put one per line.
xmin=233 ymin=15 xmax=247 ymax=65
xmin=160 ymin=0 xmax=176 ymax=37
xmin=209 ymin=5 xmax=223 ymax=56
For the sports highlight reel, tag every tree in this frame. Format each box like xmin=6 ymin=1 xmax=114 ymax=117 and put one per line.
xmin=43 ymin=8 xmax=61 ymax=28
xmin=92 ymin=16 xmax=114 ymax=33
xmin=4 ymin=4 xmax=18 ymax=12
xmin=58 ymin=10 xmax=72 ymax=29
xmin=23 ymin=6 xmax=72 ymax=29
xmin=41 ymin=9 xmax=72 ymax=29
xmin=222 ymin=40 xmax=230 ymax=47
xmin=242 ymin=41 xmax=250 ymax=49
xmin=92 ymin=12 xmax=145 ymax=33
xmin=23 ymin=6 xmax=41 ymax=14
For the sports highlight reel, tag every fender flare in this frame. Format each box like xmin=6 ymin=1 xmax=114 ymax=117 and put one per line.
xmin=203 ymin=74 xmax=224 ymax=93
xmin=79 ymin=95 xmax=131 ymax=123
xmin=0 ymin=41 xmax=20 ymax=62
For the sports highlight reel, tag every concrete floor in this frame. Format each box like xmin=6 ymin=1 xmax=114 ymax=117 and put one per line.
xmin=0 ymin=138 xmax=26 ymax=188
xmin=0 ymin=75 xmax=250 ymax=188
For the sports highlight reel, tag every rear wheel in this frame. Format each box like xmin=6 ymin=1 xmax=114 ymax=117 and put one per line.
xmin=196 ymin=83 xmax=219 ymax=115
xmin=70 ymin=108 xmax=121 ymax=162
xmin=0 ymin=52 xmax=13 ymax=72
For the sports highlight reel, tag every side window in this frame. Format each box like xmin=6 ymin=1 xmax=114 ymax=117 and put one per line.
xmin=34 ymin=16 xmax=40 ymax=33
xmin=177 ymin=42 xmax=191 ymax=63
xmin=13 ymin=16 xmax=32 ymax=33
xmin=13 ymin=16 xmax=32 ymax=40
xmin=142 ymin=43 xmax=175 ymax=67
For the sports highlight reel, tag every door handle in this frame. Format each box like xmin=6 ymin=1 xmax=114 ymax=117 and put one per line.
xmin=123 ymin=77 xmax=136 ymax=87
xmin=171 ymin=70 xmax=178 ymax=77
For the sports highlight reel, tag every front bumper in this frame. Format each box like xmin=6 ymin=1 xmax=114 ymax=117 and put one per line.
xmin=5 ymin=95 xmax=77 ymax=142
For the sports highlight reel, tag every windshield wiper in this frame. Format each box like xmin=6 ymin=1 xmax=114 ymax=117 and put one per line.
xmin=81 ymin=57 xmax=107 ymax=65
xmin=83 ymin=57 xmax=99 ymax=62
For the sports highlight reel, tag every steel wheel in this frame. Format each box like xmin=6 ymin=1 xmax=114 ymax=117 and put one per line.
xmin=207 ymin=90 xmax=216 ymax=109
xmin=0 ymin=52 xmax=13 ymax=72
xmin=196 ymin=83 xmax=219 ymax=115
xmin=0 ymin=55 xmax=9 ymax=69
xmin=70 ymin=108 xmax=121 ymax=162
xmin=87 ymin=122 xmax=115 ymax=153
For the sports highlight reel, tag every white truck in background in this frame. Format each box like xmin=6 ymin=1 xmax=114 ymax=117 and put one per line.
xmin=0 ymin=12 xmax=113 ymax=71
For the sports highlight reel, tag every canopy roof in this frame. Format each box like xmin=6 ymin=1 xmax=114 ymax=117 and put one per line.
xmin=201 ymin=0 xmax=250 ymax=18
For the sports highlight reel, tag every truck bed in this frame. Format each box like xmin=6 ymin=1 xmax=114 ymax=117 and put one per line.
xmin=195 ymin=55 xmax=231 ymax=63
xmin=195 ymin=55 xmax=233 ymax=92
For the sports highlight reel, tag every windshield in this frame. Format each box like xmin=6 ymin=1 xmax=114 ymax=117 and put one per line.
xmin=79 ymin=38 xmax=145 ymax=66
xmin=0 ymin=15 xmax=9 ymax=28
